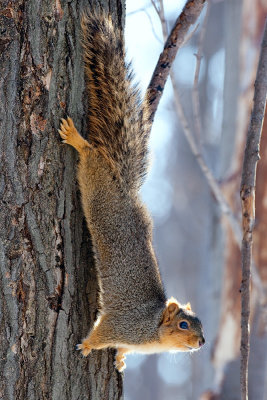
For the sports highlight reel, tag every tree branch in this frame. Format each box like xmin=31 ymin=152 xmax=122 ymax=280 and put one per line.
xmin=192 ymin=0 xmax=211 ymax=144
xmin=146 ymin=0 xmax=206 ymax=123
xmin=240 ymin=18 xmax=267 ymax=400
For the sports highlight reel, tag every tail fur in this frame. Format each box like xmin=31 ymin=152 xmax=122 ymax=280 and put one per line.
xmin=81 ymin=11 xmax=151 ymax=190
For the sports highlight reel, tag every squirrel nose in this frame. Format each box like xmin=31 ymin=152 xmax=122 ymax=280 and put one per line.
xmin=199 ymin=337 xmax=205 ymax=347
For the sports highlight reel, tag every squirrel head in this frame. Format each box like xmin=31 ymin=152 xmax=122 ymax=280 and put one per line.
xmin=159 ymin=297 xmax=205 ymax=352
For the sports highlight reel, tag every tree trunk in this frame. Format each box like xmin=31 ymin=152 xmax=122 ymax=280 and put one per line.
xmin=210 ymin=1 xmax=267 ymax=399
xmin=0 ymin=1 xmax=124 ymax=399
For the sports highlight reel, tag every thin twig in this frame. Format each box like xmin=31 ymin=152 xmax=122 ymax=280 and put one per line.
xmin=153 ymin=0 xmax=200 ymax=46
xmin=151 ymin=0 xmax=160 ymax=18
xmin=146 ymin=0 xmax=206 ymax=123
xmin=143 ymin=7 xmax=163 ymax=44
xmin=240 ymin=19 xmax=267 ymax=400
xmin=172 ymin=76 xmax=243 ymax=242
xmin=183 ymin=23 xmax=200 ymax=47
xmin=151 ymin=0 xmax=167 ymax=37
xmin=127 ymin=7 xmax=162 ymax=43
xmin=192 ymin=0 xmax=211 ymax=145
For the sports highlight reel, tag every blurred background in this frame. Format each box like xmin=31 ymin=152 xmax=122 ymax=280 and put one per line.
xmin=124 ymin=1 xmax=267 ymax=399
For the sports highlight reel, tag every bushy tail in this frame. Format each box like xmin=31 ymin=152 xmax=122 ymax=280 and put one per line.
xmin=81 ymin=11 xmax=151 ymax=190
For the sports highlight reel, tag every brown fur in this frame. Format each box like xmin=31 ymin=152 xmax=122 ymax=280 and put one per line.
xmin=58 ymin=11 xmax=204 ymax=372
xmin=81 ymin=11 xmax=151 ymax=191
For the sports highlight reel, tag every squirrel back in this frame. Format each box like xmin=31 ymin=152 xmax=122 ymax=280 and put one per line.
xmin=58 ymin=10 xmax=205 ymax=373
xmin=81 ymin=11 xmax=151 ymax=191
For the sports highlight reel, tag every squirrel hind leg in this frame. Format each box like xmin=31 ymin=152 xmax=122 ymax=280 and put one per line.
xmin=58 ymin=117 xmax=91 ymax=154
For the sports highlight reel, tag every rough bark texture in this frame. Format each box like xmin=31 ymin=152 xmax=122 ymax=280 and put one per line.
xmin=240 ymin=19 xmax=267 ymax=400
xmin=0 ymin=1 xmax=124 ymax=399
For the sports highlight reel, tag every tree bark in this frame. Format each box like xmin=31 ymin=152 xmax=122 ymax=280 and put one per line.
xmin=240 ymin=19 xmax=267 ymax=400
xmin=0 ymin=1 xmax=124 ymax=399
xmin=147 ymin=0 xmax=206 ymax=123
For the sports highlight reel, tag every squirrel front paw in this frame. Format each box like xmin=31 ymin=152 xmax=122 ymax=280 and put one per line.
xmin=115 ymin=348 xmax=127 ymax=372
xmin=58 ymin=117 xmax=78 ymax=145
xmin=76 ymin=340 xmax=92 ymax=357
xmin=58 ymin=117 xmax=90 ymax=153
xmin=115 ymin=358 xmax=126 ymax=373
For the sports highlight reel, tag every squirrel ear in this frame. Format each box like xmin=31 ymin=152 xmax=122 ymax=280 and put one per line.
xmin=185 ymin=302 xmax=191 ymax=311
xmin=162 ymin=302 xmax=180 ymax=325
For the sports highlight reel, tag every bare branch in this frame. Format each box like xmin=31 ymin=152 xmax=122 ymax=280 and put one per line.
xmin=152 ymin=0 xmax=167 ymax=38
xmin=127 ymin=7 xmax=162 ymax=43
xmin=183 ymin=23 xmax=200 ymax=46
xmin=151 ymin=0 xmax=160 ymax=17
xmin=171 ymin=75 xmax=242 ymax=242
xmin=143 ymin=7 xmax=163 ymax=44
xmin=240 ymin=19 xmax=267 ymax=400
xmin=192 ymin=0 xmax=211 ymax=144
xmin=146 ymin=0 xmax=206 ymax=123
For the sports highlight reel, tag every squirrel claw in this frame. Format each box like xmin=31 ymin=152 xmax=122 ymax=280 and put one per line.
xmin=114 ymin=359 xmax=126 ymax=373
xmin=67 ymin=116 xmax=74 ymax=126
xmin=58 ymin=117 xmax=90 ymax=153
xmin=58 ymin=129 xmax=67 ymax=139
xmin=60 ymin=117 xmax=68 ymax=126
xmin=76 ymin=341 xmax=92 ymax=357
xmin=58 ymin=117 xmax=76 ymax=145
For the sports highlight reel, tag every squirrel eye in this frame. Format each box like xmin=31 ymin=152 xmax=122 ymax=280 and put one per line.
xmin=179 ymin=321 xmax=189 ymax=330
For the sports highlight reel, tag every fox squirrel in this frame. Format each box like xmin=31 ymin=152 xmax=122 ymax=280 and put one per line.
xmin=58 ymin=11 xmax=205 ymax=372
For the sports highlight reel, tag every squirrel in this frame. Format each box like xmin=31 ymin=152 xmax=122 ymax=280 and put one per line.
xmin=58 ymin=10 xmax=205 ymax=372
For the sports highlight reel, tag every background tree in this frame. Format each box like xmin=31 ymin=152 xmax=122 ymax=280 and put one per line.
xmin=0 ymin=1 xmax=123 ymax=399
